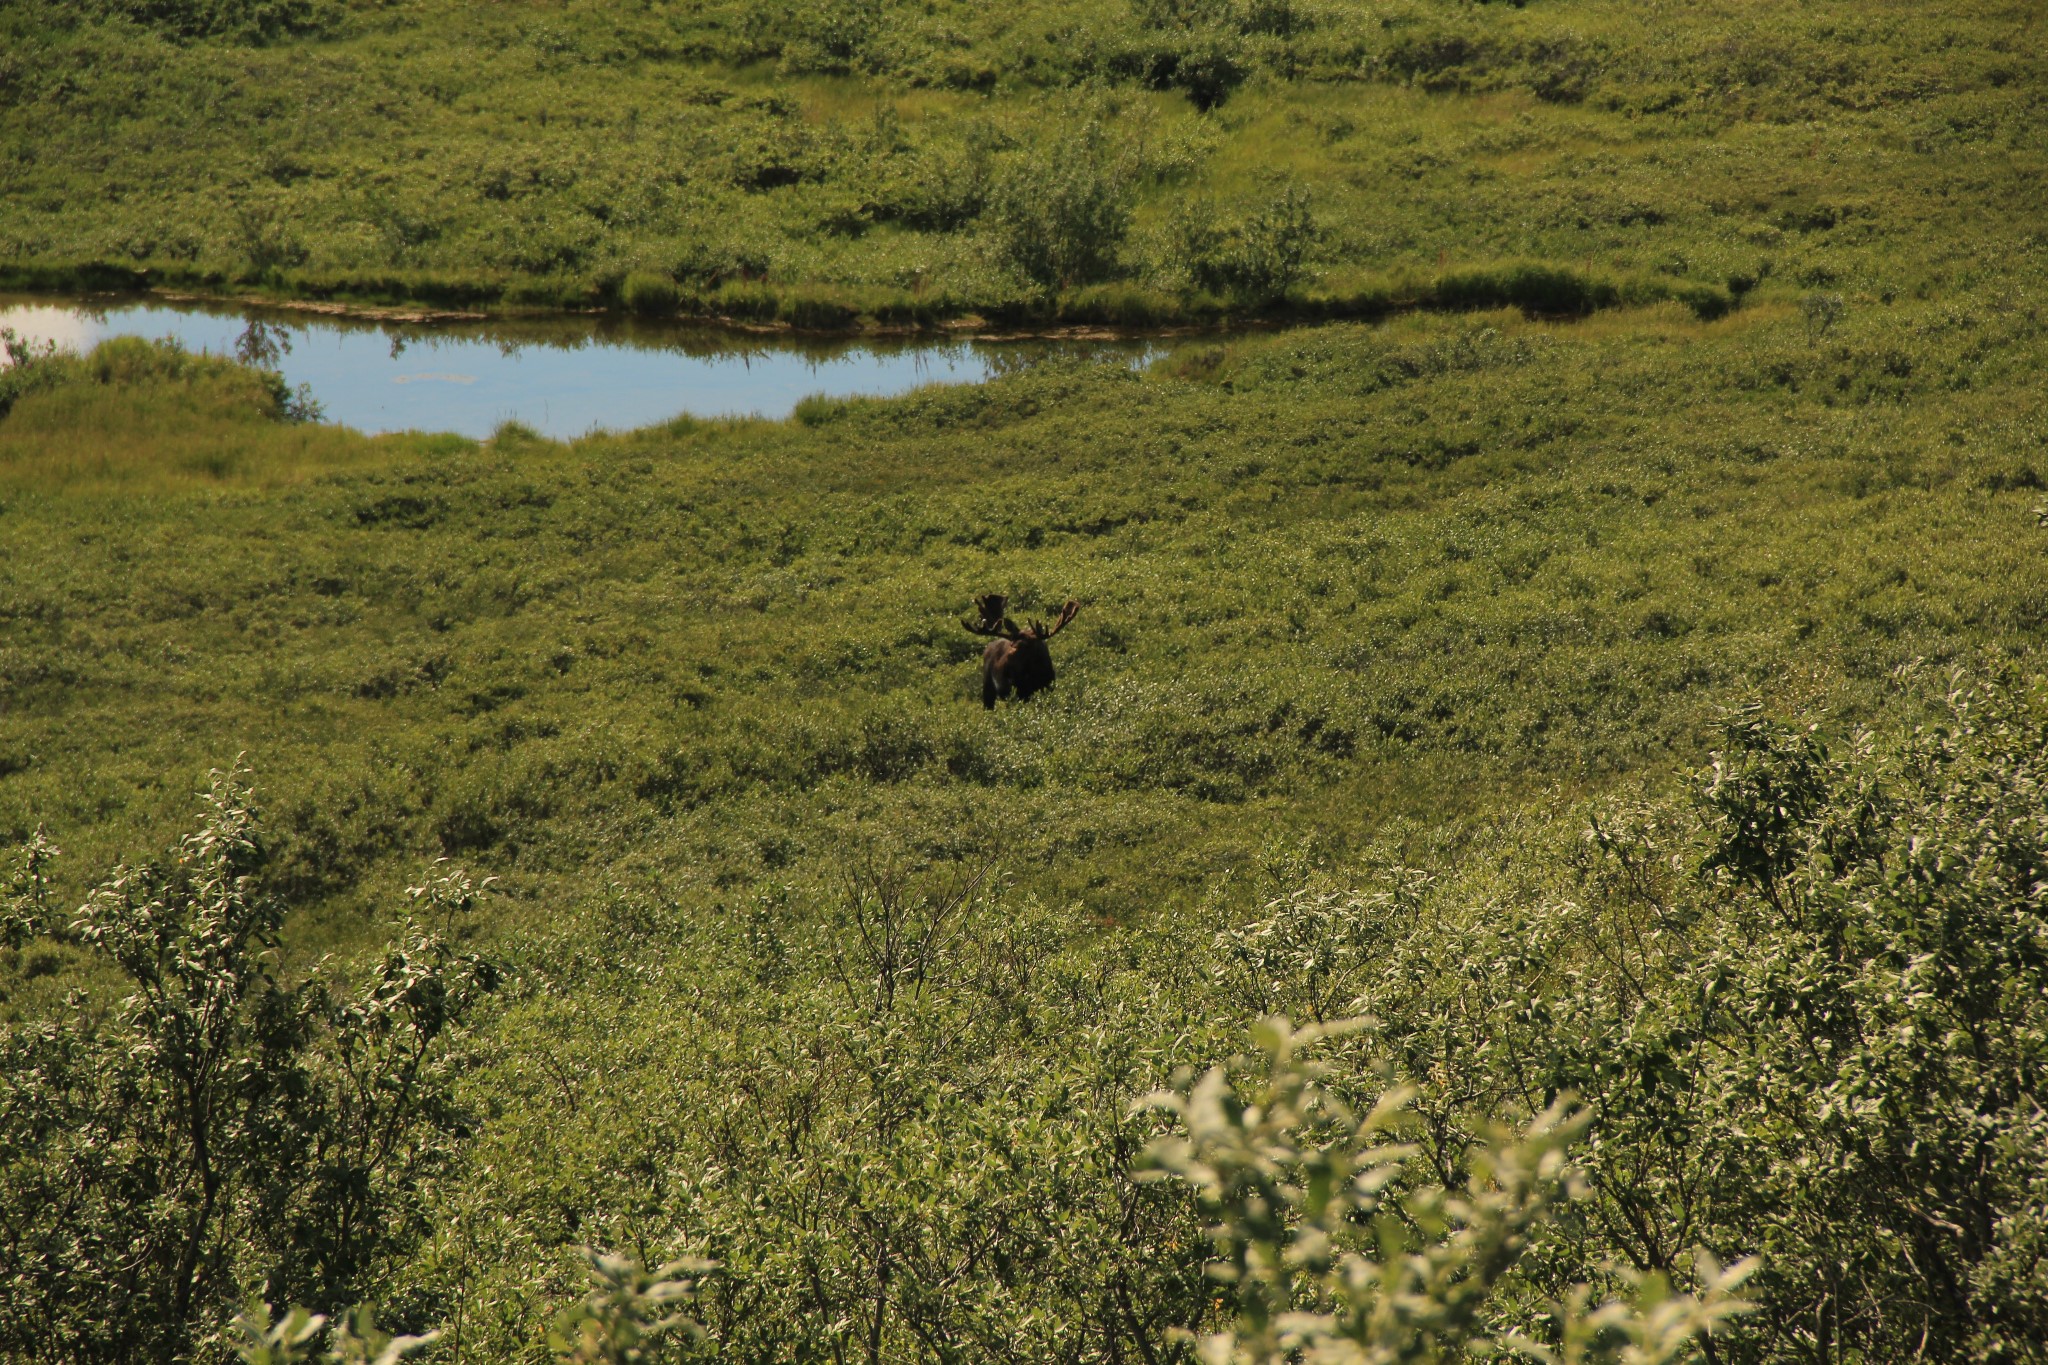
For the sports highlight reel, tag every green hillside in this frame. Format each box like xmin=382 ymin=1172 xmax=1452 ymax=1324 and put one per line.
xmin=3 ymin=0 xmax=2042 ymax=324
xmin=3 ymin=3 xmax=2047 ymax=1363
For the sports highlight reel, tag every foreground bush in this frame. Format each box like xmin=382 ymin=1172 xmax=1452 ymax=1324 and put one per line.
xmin=1140 ymin=1016 xmax=1754 ymax=1365
xmin=0 ymin=773 xmax=498 ymax=1362
xmin=6 ymin=670 xmax=2047 ymax=1362
xmin=1348 ymin=671 xmax=2048 ymax=1361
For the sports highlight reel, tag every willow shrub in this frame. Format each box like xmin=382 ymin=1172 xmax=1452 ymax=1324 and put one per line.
xmin=0 ymin=775 xmax=500 ymax=1363
xmin=1344 ymin=670 xmax=2048 ymax=1363
xmin=1140 ymin=1017 xmax=1756 ymax=1365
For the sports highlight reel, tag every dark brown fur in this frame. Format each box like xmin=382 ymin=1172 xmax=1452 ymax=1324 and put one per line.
xmin=963 ymin=594 xmax=1081 ymax=709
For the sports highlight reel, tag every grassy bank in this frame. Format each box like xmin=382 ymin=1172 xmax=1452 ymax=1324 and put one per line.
xmin=2 ymin=0 xmax=2039 ymax=325
xmin=0 ymin=258 xmax=1738 ymax=334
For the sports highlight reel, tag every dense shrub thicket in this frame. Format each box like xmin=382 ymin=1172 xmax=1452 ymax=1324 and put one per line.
xmin=8 ymin=673 xmax=2046 ymax=1362
xmin=1350 ymin=675 xmax=2048 ymax=1361
xmin=5 ymin=0 xmax=2047 ymax=1353
xmin=0 ymin=776 xmax=497 ymax=1362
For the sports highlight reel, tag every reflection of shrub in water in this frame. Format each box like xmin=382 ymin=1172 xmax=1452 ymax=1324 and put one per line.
xmin=977 ymin=344 xmax=1146 ymax=380
xmin=233 ymin=319 xmax=291 ymax=368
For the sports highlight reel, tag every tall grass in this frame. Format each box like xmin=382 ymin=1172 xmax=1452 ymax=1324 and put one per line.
xmin=0 ymin=338 xmax=450 ymax=492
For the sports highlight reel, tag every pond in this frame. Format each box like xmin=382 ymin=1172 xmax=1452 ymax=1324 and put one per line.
xmin=0 ymin=294 xmax=1162 ymax=440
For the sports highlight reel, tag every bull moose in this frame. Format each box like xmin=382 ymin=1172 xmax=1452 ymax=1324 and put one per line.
xmin=963 ymin=593 xmax=1081 ymax=709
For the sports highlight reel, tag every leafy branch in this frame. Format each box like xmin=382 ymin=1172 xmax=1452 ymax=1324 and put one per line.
xmin=1138 ymin=1017 xmax=1753 ymax=1365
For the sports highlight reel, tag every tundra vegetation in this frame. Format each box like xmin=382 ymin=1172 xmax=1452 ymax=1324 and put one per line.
xmin=3 ymin=1 xmax=2048 ymax=1363
xmin=3 ymin=0 xmax=2042 ymax=326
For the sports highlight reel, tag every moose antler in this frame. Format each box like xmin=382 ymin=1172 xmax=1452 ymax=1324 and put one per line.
xmin=1031 ymin=599 xmax=1081 ymax=640
xmin=963 ymin=593 xmax=1021 ymax=639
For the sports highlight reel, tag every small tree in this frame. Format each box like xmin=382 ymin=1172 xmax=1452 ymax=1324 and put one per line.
xmin=0 ymin=328 xmax=66 ymax=420
xmin=1800 ymin=292 xmax=1844 ymax=340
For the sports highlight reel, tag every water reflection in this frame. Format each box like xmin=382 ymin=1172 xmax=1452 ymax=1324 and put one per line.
xmin=0 ymin=293 xmax=1161 ymax=440
xmin=234 ymin=319 xmax=292 ymax=369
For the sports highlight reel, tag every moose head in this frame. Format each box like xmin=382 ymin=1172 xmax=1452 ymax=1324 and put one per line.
xmin=963 ymin=593 xmax=1081 ymax=709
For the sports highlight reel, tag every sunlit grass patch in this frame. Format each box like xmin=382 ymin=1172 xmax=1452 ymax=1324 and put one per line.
xmin=0 ymin=339 xmax=443 ymax=493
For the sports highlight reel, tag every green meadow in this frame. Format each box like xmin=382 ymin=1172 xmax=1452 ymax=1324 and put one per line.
xmin=4 ymin=0 xmax=2041 ymax=324
xmin=3 ymin=2 xmax=2048 ymax=1363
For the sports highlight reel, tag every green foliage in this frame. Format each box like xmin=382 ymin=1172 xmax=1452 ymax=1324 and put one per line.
xmin=0 ymin=825 xmax=59 ymax=946
xmin=1124 ymin=0 xmax=1251 ymax=112
xmin=0 ymin=774 xmax=496 ymax=1361
xmin=1138 ymin=1017 xmax=1756 ymax=1364
xmin=229 ymin=1304 xmax=329 ymax=1365
xmin=9 ymin=0 xmax=2034 ymax=322
xmin=0 ymin=328 xmax=63 ymax=421
xmin=1163 ymin=184 xmax=1317 ymax=302
xmin=1431 ymin=265 xmax=1621 ymax=319
xmin=1213 ymin=883 xmax=1413 ymax=1025
xmin=620 ymin=271 xmax=682 ymax=318
xmin=1679 ymin=679 xmax=2048 ymax=1359
xmin=230 ymin=194 xmax=314 ymax=274
xmin=1801 ymin=292 xmax=1846 ymax=340
xmin=40 ymin=0 xmax=337 ymax=44
xmin=769 ymin=0 xmax=885 ymax=76
xmin=229 ymin=1301 xmax=438 ymax=1365
xmin=1343 ymin=672 xmax=2048 ymax=1362
xmin=0 ymin=304 xmax=2043 ymax=1356
xmin=546 ymin=1250 xmax=713 ymax=1365
xmin=1 ymin=2 xmax=2046 ymax=1348
xmin=988 ymin=118 xmax=1136 ymax=291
